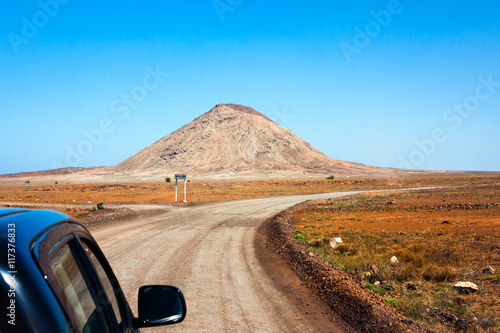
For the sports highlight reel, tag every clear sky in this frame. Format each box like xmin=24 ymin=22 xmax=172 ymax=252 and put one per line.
xmin=1 ymin=0 xmax=499 ymax=174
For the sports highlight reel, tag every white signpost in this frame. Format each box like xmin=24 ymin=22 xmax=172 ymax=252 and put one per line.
xmin=174 ymin=174 xmax=187 ymax=202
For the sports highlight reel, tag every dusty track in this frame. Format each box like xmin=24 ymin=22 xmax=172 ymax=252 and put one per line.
xmin=90 ymin=192 xmax=365 ymax=332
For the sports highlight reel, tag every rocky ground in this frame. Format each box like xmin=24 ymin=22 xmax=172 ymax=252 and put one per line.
xmin=262 ymin=210 xmax=424 ymax=332
xmin=284 ymin=185 xmax=500 ymax=332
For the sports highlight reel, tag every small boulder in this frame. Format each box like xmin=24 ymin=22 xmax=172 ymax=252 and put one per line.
xmin=453 ymin=281 xmax=478 ymax=294
xmin=480 ymin=318 xmax=490 ymax=329
xmin=390 ymin=256 xmax=399 ymax=264
xmin=329 ymin=237 xmax=343 ymax=249
xmin=482 ymin=266 xmax=495 ymax=274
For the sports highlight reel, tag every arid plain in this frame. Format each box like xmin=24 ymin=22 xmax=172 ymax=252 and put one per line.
xmin=2 ymin=104 xmax=499 ymax=332
xmin=1 ymin=174 xmax=499 ymax=332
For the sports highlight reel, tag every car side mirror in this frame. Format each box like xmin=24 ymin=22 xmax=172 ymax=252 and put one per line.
xmin=136 ymin=285 xmax=186 ymax=328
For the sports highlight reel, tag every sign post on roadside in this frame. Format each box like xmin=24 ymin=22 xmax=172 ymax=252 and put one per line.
xmin=175 ymin=174 xmax=187 ymax=202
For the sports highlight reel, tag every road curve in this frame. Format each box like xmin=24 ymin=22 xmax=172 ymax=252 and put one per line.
xmin=91 ymin=191 xmax=363 ymax=332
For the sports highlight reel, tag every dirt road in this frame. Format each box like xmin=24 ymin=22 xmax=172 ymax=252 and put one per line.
xmin=91 ymin=192 xmax=364 ymax=332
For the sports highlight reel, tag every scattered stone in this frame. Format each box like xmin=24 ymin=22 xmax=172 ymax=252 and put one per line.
xmin=66 ymin=206 xmax=72 ymax=211
xmin=453 ymin=281 xmax=478 ymax=294
xmin=308 ymin=252 xmax=315 ymax=257
xmin=329 ymin=237 xmax=343 ymax=249
xmin=482 ymin=266 xmax=495 ymax=274
xmin=441 ymin=220 xmax=450 ymax=224
xmin=387 ymin=200 xmax=397 ymax=205
xmin=390 ymin=256 xmax=399 ymax=264
xmin=370 ymin=264 xmax=380 ymax=273
xmin=374 ymin=281 xmax=380 ymax=286
xmin=480 ymin=318 xmax=489 ymax=329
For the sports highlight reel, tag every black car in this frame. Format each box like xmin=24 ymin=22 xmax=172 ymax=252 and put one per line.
xmin=0 ymin=208 xmax=186 ymax=332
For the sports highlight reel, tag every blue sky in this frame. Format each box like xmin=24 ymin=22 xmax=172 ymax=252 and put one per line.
xmin=1 ymin=0 xmax=499 ymax=174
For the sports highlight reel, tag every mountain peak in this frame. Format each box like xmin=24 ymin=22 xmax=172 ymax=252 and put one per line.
xmin=210 ymin=103 xmax=273 ymax=121
xmin=113 ymin=104 xmax=384 ymax=177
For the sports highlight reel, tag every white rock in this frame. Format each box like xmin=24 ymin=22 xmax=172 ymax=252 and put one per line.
xmin=390 ymin=256 xmax=399 ymax=264
xmin=374 ymin=281 xmax=380 ymax=286
xmin=454 ymin=281 xmax=478 ymax=292
xmin=482 ymin=266 xmax=495 ymax=274
xmin=329 ymin=237 xmax=343 ymax=249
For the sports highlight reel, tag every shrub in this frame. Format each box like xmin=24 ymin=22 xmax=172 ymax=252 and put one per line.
xmin=294 ymin=230 xmax=308 ymax=243
xmin=326 ymin=175 xmax=335 ymax=180
xmin=421 ymin=264 xmax=457 ymax=282
xmin=366 ymin=284 xmax=387 ymax=296
xmin=165 ymin=177 xmax=171 ymax=183
xmin=385 ymin=298 xmax=399 ymax=307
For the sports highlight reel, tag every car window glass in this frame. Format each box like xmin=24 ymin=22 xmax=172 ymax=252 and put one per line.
xmin=81 ymin=240 xmax=123 ymax=327
xmin=50 ymin=241 xmax=111 ymax=333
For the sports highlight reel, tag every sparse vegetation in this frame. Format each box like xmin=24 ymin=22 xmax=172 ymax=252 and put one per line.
xmin=326 ymin=175 xmax=335 ymax=180
xmin=294 ymin=230 xmax=308 ymax=243
xmin=292 ymin=186 xmax=500 ymax=332
xmin=25 ymin=180 xmax=30 ymax=184
xmin=93 ymin=201 xmax=105 ymax=211
xmin=165 ymin=177 xmax=171 ymax=183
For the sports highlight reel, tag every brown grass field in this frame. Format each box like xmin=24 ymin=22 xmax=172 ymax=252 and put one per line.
xmin=1 ymin=173 xmax=499 ymax=331
xmin=291 ymin=182 xmax=500 ymax=332
xmin=1 ymin=173 xmax=498 ymax=208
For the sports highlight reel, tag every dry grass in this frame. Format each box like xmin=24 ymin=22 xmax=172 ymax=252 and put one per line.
xmin=292 ymin=185 xmax=500 ymax=332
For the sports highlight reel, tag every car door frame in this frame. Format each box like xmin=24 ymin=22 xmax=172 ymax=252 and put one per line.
xmin=31 ymin=220 xmax=134 ymax=332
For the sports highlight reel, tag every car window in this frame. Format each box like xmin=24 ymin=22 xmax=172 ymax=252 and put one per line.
xmin=50 ymin=241 xmax=112 ymax=333
xmin=80 ymin=239 xmax=124 ymax=328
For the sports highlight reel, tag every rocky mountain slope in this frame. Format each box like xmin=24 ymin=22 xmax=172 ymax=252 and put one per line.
xmin=113 ymin=103 xmax=390 ymax=177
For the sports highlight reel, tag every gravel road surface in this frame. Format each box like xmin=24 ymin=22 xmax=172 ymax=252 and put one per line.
xmin=91 ymin=192 xmax=364 ymax=332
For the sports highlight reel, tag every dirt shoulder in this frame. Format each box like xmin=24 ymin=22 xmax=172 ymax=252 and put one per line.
xmin=255 ymin=218 xmax=357 ymax=333
xmin=260 ymin=209 xmax=424 ymax=333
